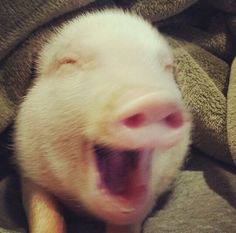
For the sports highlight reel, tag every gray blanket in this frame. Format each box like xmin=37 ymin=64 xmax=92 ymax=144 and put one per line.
xmin=0 ymin=0 xmax=236 ymax=232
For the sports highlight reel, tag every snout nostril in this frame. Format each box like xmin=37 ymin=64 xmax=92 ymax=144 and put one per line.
xmin=112 ymin=92 xmax=187 ymax=149
xmin=123 ymin=113 xmax=146 ymax=128
xmin=164 ymin=112 xmax=183 ymax=128
xmin=121 ymin=111 xmax=183 ymax=129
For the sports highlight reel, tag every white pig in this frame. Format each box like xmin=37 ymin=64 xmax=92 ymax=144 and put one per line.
xmin=14 ymin=9 xmax=191 ymax=233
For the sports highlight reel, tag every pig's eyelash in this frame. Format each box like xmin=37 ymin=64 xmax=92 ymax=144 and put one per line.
xmin=164 ymin=63 xmax=174 ymax=73
xmin=164 ymin=64 xmax=178 ymax=81
xmin=59 ymin=57 xmax=77 ymax=65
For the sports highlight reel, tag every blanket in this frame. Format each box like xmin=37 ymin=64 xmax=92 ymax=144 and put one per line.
xmin=0 ymin=0 xmax=236 ymax=232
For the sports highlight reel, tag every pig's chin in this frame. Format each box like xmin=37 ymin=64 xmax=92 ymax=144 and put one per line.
xmin=89 ymin=145 xmax=152 ymax=224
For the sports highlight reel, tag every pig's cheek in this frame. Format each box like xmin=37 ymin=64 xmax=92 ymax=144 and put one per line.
xmin=149 ymin=132 xmax=190 ymax=197
xmin=46 ymin=137 xmax=90 ymax=194
xmin=52 ymin=66 xmax=78 ymax=79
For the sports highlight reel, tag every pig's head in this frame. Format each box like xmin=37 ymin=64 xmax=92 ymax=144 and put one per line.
xmin=15 ymin=9 xmax=191 ymax=226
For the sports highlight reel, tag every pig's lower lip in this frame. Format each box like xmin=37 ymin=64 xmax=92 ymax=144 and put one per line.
xmin=91 ymin=145 xmax=151 ymax=224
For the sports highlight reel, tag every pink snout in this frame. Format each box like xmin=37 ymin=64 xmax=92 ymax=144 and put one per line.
xmin=112 ymin=93 xmax=188 ymax=149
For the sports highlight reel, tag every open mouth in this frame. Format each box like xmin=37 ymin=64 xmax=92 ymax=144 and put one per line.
xmin=93 ymin=145 xmax=151 ymax=208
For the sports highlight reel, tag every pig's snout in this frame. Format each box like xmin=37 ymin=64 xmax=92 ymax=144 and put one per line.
xmin=111 ymin=93 xmax=188 ymax=149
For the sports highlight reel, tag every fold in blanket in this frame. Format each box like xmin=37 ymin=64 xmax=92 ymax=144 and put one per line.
xmin=168 ymin=37 xmax=233 ymax=164
xmin=207 ymin=0 xmax=236 ymax=13
xmin=116 ymin=0 xmax=198 ymax=21
xmin=228 ymin=58 xmax=236 ymax=163
xmin=143 ymin=150 xmax=236 ymax=233
xmin=0 ymin=0 xmax=95 ymax=60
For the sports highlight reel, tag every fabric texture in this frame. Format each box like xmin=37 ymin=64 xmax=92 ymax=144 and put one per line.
xmin=0 ymin=0 xmax=236 ymax=232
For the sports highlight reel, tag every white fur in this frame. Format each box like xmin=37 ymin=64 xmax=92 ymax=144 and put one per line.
xmin=14 ymin=9 xmax=191 ymax=233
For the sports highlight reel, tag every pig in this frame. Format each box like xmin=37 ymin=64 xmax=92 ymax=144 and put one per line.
xmin=14 ymin=9 xmax=191 ymax=233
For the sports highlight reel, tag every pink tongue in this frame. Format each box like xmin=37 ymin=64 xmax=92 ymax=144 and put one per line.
xmin=106 ymin=152 xmax=129 ymax=194
xmin=94 ymin=146 xmax=139 ymax=195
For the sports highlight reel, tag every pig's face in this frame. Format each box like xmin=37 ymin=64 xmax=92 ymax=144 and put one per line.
xmin=15 ymin=10 xmax=191 ymax=226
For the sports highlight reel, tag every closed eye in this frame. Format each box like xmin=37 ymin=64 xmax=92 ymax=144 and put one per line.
xmin=165 ymin=64 xmax=178 ymax=81
xmin=164 ymin=64 xmax=174 ymax=73
xmin=59 ymin=57 xmax=77 ymax=65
